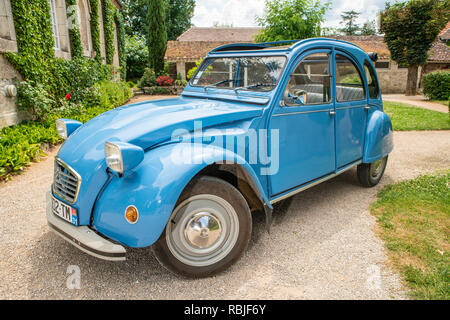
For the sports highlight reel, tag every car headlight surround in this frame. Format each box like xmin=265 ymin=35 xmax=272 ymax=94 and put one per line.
xmin=105 ymin=142 xmax=124 ymax=174
xmin=56 ymin=119 xmax=83 ymax=140
xmin=105 ymin=141 xmax=144 ymax=176
xmin=56 ymin=119 xmax=68 ymax=140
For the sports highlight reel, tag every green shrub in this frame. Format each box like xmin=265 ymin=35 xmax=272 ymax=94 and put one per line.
xmin=187 ymin=61 xmax=202 ymax=80
xmin=0 ymin=81 xmax=132 ymax=180
xmin=138 ymin=68 xmax=157 ymax=88
xmin=174 ymin=79 xmax=188 ymax=87
xmin=17 ymin=81 xmax=55 ymax=120
xmin=422 ymin=71 xmax=450 ymax=100
xmin=125 ymin=35 xmax=149 ymax=81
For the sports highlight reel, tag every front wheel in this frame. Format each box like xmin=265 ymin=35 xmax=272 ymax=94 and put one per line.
xmin=357 ymin=156 xmax=388 ymax=187
xmin=152 ymin=176 xmax=252 ymax=278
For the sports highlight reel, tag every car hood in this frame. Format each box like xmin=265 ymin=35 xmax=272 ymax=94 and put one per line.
xmin=59 ymin=96 xmax=262 ymax=160
xmin=56 ymin=96 xmax=263 ymax=224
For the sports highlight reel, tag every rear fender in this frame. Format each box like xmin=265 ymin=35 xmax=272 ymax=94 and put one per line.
xmin=363 ymin=110 xmax=394 ymax=163
xmin=92 ymin=143 xmax=270 ymax=248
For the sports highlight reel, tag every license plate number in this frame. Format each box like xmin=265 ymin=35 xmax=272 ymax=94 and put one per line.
xmin=52 ymin=196 xmax=78 ymax=225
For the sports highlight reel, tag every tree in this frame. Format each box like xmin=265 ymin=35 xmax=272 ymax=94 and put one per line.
xmin=380 ymin=0 xmax=449 ymax=95
xmin=360 ymin=20 xmax=377 ymax=36
xmin=125 ymin=35 xmax=149 ymax=81
xmin=147 ymin=0 xmax=167 ymax=75
xmin=166 ymin=0 xmax=195 ymax=41
xmin=122 ymin=0 xmax=195 ymax=41
xmin=255 ymin=0 xmax=331 ymax=42
xmin=339 ymin=10 xmax=360 ymax=35
xmin=122 ymin=0 xmax=147 ymax=37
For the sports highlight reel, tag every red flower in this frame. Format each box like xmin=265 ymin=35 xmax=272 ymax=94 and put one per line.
xmin=65 ymin=93 xmax=71 ymax=100
xmin=156 ymin=75 xmax=174 ymax=86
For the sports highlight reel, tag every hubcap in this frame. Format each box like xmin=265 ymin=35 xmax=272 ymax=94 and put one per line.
xmin=185 ymin=212 xmax=222 ymax=249
xmin=370 ymin=157 xmax=387 ymax=179
xmin=166 ymin=195 xmax=239 ymax=267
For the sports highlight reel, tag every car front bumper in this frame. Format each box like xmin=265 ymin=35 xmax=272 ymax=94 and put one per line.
xmin=46 ymin=193 xmax=126 ymax=261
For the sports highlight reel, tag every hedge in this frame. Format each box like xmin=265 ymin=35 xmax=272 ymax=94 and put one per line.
xmin=422 ymin=71 xmax=450 ymax=101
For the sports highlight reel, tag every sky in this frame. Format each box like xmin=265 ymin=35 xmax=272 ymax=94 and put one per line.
xmin=191 ymin=0 xmax=387 ymax=29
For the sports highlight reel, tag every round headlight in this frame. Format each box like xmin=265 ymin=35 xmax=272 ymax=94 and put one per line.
xmin=56 ymin=119 xmax=68 ymax=140
xmin=105 ymin=142 xmax=124 ymax=174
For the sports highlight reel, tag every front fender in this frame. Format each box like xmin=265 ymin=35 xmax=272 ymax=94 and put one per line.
xmin=363 ymin=110 xmax=394 ymax=163
xmin=92 ymin=143 xmax=270 ymax=248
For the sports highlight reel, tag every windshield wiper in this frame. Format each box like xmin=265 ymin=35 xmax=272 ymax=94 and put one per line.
xmin=245 ymin=83 xmax=275 ymax=90
xmin=204 ymin=79 xmax=239 ymax=91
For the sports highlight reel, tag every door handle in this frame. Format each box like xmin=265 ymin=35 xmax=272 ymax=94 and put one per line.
xmin=329 ymin=110 xmax=336 ymax=116
xmin=364 ymin=105 xmax=370 ymax=111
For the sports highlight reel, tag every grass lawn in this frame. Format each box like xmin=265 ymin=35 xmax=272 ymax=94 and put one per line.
xmin=431 ymin=100 xmax=450 ymax=107
xmin=383 ymin=101 xmax=450 ymax=131
xmin=371 ymin=171 xmax=450 ymax=299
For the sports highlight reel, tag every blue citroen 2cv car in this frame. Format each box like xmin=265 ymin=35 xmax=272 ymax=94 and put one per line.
xmin=48 ymin=38 xmax=393 ymax=277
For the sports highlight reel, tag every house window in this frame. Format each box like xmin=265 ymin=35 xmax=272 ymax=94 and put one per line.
xmin=48 ymin=0 xmax=60 ymax=50
xmin=375 ymin=61 xmax=390 ymax=69
xmin=78 ymin=0 xmax=92 ymax=56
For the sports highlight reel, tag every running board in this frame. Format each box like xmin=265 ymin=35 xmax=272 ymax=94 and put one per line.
xmin=270 ymin=160 xmax=362 ymax=204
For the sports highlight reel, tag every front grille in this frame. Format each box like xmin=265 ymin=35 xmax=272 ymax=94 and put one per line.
xmin=53 ymin=159 xmax=81 ymax=204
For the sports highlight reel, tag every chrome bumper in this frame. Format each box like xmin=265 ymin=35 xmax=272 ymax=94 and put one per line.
xmin=46 ymin=193 xmax=126 ymax=261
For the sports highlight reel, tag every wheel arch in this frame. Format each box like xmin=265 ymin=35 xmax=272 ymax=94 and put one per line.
xmin=363 ymin=110 xmax=394 ymax=163
xmin=92 ymin=143 xmax=272 ymax=248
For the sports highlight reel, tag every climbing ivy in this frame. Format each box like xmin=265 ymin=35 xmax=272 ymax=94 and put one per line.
xmin=65 ymin=0 xmax=83 ymax=59
xmin=89 ymin=0 xmax=102 ymax=62
xmin=114 ymin=8 xmax=126 ymax=79
xmin=5 ymin=0 xmax=117 ymax=118
xmin=6 ymin=0 xmax=55 ymax=88
xmin=102 ymin=0 xmax=115 ymax=65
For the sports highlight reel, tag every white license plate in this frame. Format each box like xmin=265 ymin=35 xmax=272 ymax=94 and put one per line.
xmin=52 ymin=196 xmax=78 ymax=225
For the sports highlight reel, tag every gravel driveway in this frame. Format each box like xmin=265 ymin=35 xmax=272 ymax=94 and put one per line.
xmin=1 ymin=131 xmax=449 ymax=300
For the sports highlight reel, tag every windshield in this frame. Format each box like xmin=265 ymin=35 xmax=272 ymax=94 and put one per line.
xmin=190 ymin=56 xmax=287 ymax=92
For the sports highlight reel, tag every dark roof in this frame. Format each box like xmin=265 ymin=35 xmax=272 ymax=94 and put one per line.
xmin=177 ymin=27 xmax=262 ymax=42
xmin=428 ymin=41 xmax=450 ymax=62
xmin=439 ymin=21 xmax=450 ymax=41
xmin=166 ymin=41 xmax=234 ymax=62
xmin=330 ymin=36 xmax=390 ymax=59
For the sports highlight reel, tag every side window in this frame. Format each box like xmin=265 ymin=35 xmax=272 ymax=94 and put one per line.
xmin=283 ymin=53 xmax=331 ymax=106
xmin=364 ymin=62 xmax=380 ymax=99
xmin=335 ymin=54 xmax=365 ymax=102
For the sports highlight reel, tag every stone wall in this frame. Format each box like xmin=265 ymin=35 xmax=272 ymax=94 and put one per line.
xmin=376 ymin=60 xmax=410 ymax=94
xmin=0 ymin=0 xmax=23 ymax=128
xmin=0 ymin=54 xmax=28 ymax=128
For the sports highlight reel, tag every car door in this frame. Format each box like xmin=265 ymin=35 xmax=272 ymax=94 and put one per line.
xmin=334 ymin=52 xmax=368 ymax=168
xmin=269 ymin=50 xmax=336 ymax=197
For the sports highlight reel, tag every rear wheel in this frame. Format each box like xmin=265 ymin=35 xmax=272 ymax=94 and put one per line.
xmin=152 ymin=176 xmax=252 ymax=278
xmin=357 ymin=156 xmax=388 ymax=187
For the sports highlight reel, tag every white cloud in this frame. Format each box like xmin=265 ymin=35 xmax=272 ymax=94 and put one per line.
xmin=192 ymin=0 xmax=266 ymax=27
xmin=192 ymin=0 xmax=387 ymax=29
xmin=324 ymin=0 xmax=386 ymax=28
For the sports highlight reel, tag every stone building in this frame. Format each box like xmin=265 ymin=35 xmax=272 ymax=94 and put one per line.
xmin=166 ymin=27 xmax=450 ymax=94
xmin=0 ymin=0 xmax=122 ymax=128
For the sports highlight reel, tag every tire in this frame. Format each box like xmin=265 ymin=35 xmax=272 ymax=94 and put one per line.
xmin=152 ymin=176 xmax=252 ymax=278
xmin=357 ymin=156 xmax=388 ymax=187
